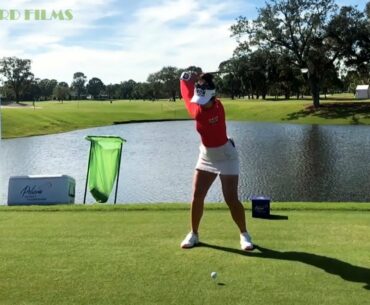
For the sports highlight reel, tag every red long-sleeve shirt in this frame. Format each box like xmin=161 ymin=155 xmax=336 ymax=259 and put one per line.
xmin=180 ymin=79 xmax=228 ymax=148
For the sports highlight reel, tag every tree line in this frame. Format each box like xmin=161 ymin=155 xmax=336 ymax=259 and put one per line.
xmin=0 ymin=61 xmax=201 ymax=103
xmin=0 ymin=0 xmax=369 ymax=107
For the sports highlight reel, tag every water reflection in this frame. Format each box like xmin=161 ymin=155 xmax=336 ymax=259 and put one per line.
xmin=1 ymin=121 xmax=370 ymax=204
xmin=297 ymin=125 xmax=335 ymax=201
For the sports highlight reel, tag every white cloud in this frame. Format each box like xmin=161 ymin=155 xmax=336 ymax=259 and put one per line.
xmin=134 ymin=0 xmax=197 ymax=23
xmin=0 ymin=0 xmax=116 ymax=50
xmin=0 ymin=0 xmax=246 ymax=83
xmin=31 ymin=46 xmax=131 ymax=83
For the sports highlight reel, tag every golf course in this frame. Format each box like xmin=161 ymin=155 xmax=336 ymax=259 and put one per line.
xmin=0 ymin=203 xmax=369 ymax=305
xmin=1 ymin=0 xmax=370 ymax=303
xmin=2 ymin=96 xmax=370 ymax=139
xmin=1 ymin=99 xmax=370 ymax=305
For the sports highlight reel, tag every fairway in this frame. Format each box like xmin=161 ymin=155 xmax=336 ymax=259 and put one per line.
xmin=0 ymin=203 xmax=369 ymax=305
xmin=2 ymin=98 xmax=370 ymax=139
xmin=1 ymin=100 xmax=189 ymax=139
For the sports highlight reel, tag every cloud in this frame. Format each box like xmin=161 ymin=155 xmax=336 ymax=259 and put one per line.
xmin=31 ymin=46 xmax=130 ymax=83
xmin=0 ymin=0 xmax=116 ymax=52
xmin=95 ymin=0 xmax=241 ymax=81
xmin=0 ymin=0 xmax=247 ymax=83
xmin=134 ymin=0 xmax=197 ymax=23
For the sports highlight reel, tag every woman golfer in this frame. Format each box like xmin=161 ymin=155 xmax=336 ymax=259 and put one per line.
xmin=179 ymin=71 xmax=253 ymax=251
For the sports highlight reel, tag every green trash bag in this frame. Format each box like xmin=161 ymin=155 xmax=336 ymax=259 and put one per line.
xmin=85 ymin=136 xmax=126 ymax=203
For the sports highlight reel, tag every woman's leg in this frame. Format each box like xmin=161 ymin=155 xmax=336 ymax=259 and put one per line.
xmin=219 ymin=174 xmax=247 ymax=233
xmin=190 ymin=169 xmax=217 ymax=233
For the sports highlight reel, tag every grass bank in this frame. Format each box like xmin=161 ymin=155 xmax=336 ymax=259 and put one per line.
xmin=1 ymin=100 xmax=189 ymax=139
xmin=2 ymin=98 xmax=370 ymax=139
xmin=0 ymin=203 xmax=369 ymax=305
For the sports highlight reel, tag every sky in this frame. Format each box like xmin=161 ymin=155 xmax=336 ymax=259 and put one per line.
xmin=0 ymin=0 xmax=368 ymax=84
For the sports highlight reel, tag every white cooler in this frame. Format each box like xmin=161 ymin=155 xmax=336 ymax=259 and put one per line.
xmin=8 ymin=175 xmax=75 ymax=206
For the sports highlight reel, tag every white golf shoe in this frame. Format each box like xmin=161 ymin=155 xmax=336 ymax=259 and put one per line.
xmin=180 ymin=232 xmax=199 ymax=249
xmin=240 ymin=232 xmax=253 ymax=251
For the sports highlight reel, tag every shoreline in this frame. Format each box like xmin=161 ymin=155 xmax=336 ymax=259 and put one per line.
xmin=3 ymin=99 xmax=370 ymax=139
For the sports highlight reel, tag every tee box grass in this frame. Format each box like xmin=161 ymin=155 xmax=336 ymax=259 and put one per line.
xmin=0 ymin=203 xmax=369 ymax=305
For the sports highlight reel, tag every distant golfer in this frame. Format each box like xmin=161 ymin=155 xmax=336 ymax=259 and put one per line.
xmin=179 ymin=71 xmax=253 ymax=251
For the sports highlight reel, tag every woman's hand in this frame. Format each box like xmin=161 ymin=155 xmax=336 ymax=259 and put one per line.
xmin=180 ymin=71 xmax=198 ymax=83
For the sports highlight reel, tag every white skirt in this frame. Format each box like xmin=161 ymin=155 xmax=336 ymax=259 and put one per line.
xmin=195 ymin=139 xmax=239 ymax=175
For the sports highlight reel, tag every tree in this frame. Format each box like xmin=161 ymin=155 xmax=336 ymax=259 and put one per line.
xmin=86 ymin=77 xmax=105 ymax=99
xmin=147 ymin=66 xmax=180 ymax=101
xmin=71 ymin=72 xmax=87 ymax=99
xmin=231 ymin=0 xmax=366 ymax=107
xmin=39 ymin=79 xmax=57 ymax=100
xmin=132 ymin=82 xmax=149 ymax=100
xmin=119 ymin=80 xmax=137 ymax=100
xmin=105 ymin=84 xmax=115 ymax=100
xmin=146 ymin=74 xmax=163 ymax=100
xmin=321 ymin=65 xmax=342 ymax=97
xmin=25 ymin=78 xmax=42 ymax=101
xmin=242 ymin=50 xmax=271 ymax=99
xmin=218 ymin=59 xmax=243 ymax=99
xmin=180 ymin=66 xmax=203 ymax=76
xmin=54 ymin=82 xmax=70 ymax=102
xmin=357 ymin=1 xmax=370 ymax=63
xmin=326 ymin=5 xmax=370 ymax=78
xmin=0 ymin=57 xmax=34 ymax=103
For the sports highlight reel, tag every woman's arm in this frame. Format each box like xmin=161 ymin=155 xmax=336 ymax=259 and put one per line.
xmin=180 ymin=72 xmax=199 ymax=118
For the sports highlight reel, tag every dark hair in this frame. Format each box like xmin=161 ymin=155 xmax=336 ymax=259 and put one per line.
xmin=199 ymin=73 xmax=215 ymax=90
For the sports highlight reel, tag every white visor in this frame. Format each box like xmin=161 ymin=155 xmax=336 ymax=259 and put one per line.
xmin=191 ymin=87 xmax=216 ymax=105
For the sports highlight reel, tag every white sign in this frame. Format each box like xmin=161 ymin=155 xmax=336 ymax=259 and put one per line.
xmin=8 ymin=175 xmax=75 ymax=205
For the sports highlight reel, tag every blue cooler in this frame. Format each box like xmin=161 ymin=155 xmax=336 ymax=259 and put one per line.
xmin=251 ymin=196 xmax=270 ymax=218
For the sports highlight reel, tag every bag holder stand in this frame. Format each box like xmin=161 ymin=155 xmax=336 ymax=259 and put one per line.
xmin=83 ymin=136 xmax=125 ymax=204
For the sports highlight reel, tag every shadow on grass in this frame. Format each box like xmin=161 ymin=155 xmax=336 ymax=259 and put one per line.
xmin=284 ymin=102 xmax=370 ymax=124
xmin=254 ymin=214 xmax=289 ymax=220
xmin=198 ymin=243 xmax=370 ymax=290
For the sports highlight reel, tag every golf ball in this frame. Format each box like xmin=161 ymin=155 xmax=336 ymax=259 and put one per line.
xmin=211 ymin=272 xmax=217 ymax=279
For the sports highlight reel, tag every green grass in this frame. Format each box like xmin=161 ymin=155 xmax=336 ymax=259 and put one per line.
xmin=0 ymin=203 xmax=369 ymax=305
xmin=2 ymin=97 xmax=370 ymax=139
xmin=1 ymin=100 xmax=189 ymax=139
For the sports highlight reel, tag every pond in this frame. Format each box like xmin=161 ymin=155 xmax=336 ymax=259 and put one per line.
xmin=1 ymin=121 xmax=370 ymax=204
